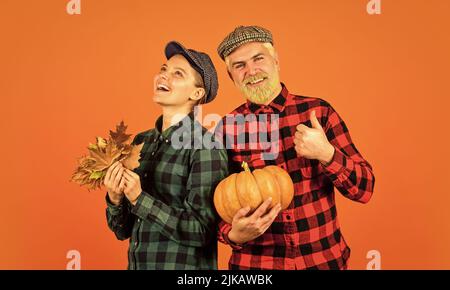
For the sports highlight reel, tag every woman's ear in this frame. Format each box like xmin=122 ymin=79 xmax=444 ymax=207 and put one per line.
xmin=190 ymin=87 xmax=206 ymax=102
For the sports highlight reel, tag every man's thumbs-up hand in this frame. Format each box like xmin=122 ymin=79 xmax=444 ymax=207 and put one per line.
xmin=294 ymin=110 xmax=335 ymax=165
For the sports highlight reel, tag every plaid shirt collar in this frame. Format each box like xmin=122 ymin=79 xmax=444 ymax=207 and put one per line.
xmin=152 ymin=112 xmax=195 ymax=143
xmin=245 ymin=83 xmax=290 ymax=114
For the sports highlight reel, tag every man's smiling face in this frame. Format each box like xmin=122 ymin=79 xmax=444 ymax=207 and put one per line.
xmin=226 ymin=42 xmax=281 ymax=105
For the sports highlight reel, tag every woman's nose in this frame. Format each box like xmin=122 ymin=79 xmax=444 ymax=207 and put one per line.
xmin=159 ymin=72 xmax=168 ymax=80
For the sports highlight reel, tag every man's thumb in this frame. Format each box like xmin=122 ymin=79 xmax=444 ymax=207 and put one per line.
xmin=310 ymin=110 xmax=322 ymax=130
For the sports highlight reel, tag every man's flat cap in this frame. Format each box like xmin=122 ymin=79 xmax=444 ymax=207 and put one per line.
xmin=217 ymin=25 xmax=273 ymax=60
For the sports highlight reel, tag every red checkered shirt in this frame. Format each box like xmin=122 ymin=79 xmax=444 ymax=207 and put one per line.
xmin=215 ymin=84 xmax=375 ymax=270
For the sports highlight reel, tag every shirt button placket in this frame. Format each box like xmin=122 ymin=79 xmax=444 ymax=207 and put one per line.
xmin=151 ymin=136 xmax=160 ymax=156
xmin=284 ymin=210 xmax=297 ymax=269
xmin=130 ymin=229 xmax=139 ymax=269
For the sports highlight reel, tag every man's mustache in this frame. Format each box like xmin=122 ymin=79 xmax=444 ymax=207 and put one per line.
xmin=243 ymin=73 xmax=269 ymax=85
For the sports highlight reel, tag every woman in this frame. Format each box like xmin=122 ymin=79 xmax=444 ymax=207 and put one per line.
xmin=103 ymin=41 xmax=228 ymax=270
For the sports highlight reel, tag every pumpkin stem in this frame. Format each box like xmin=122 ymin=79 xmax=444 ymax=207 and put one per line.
xmin=241 ymin=161 xmax=251 ymax=172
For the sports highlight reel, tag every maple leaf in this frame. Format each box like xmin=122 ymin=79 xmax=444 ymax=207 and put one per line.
xmin=88 ymin=137 xmax=107 ymax=151
xmin=122 ymin=143 xmax=144 ymax=170
xmin=110 ymin=121 xmax=131 ymax=146
xmin=70 ymin=156 xmax=95 ymax=186
xmin=89 ymin=140 xmax=122 ymax=172
xmin=97 ymin=136 xmax=107 ymax=150
xmin=71 ymin=121 xmax=143 ymax=191
xmin=89 ymin=171 xmax=106 ymax=180
xmin=120 ymin=143 xmax=132 ymax=155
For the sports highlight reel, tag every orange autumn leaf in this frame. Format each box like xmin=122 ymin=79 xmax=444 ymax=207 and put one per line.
xmin=89 ymin=139 xmax=122 ymax=172
xmin=71 ymin=121 xmax=143 ymax=191
xmin=122 ymin=143 xmax=144 ymax=170
xmin=110 ymin=121 xmax=132 ymax=146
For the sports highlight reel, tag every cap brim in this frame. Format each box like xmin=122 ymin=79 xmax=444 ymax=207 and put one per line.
xmin=165 ymin=41 xmax=186 ymax=60
xmin=165 ymin=41 xmax=203 ymax=74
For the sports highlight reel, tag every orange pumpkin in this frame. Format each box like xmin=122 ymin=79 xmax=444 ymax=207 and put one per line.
xmin=214 ymin=161 xmax=294 ymax=224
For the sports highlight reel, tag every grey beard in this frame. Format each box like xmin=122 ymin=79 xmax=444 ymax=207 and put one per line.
xmin=240 ymin=78 xmax=278 ymax=104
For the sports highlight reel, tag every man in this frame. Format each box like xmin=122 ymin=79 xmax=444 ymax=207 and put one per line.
xmin=215 ymin=25 xmax=375 ymax=270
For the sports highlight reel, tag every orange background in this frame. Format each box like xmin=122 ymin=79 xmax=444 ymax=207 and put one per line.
xmin=1 ymin=0 xmax=449 ymax=269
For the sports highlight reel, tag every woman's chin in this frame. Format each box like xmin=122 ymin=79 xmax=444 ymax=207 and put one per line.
xmin=153 ymin=98 xmax=173 ymax=107
xmin=153 ymin=95 xmax=163 ymax=104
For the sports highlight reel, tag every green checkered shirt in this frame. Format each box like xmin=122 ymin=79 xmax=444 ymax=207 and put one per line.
xmin=106 ymin=113 xmax=228 ymax=269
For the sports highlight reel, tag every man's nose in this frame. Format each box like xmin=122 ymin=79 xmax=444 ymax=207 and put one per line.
xmin=246 ymin=62 xmax=259 ymax=76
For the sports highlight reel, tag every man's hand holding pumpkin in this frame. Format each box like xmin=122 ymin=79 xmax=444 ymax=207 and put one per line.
xmin=228 ymin=198 xmax=281 ymax=245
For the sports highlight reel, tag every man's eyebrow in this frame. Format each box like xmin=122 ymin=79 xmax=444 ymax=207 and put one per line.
xmin=231 ymin=60 xmax=246 ymax=67
xmin=231 ymin=53 xmax=265 ymax=67
xmin=251 ymin=53 xmax=264 ymax=60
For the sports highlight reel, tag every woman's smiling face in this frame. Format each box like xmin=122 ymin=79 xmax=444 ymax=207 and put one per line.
xmin=153 ymin=54 xmax=204 ymax=107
